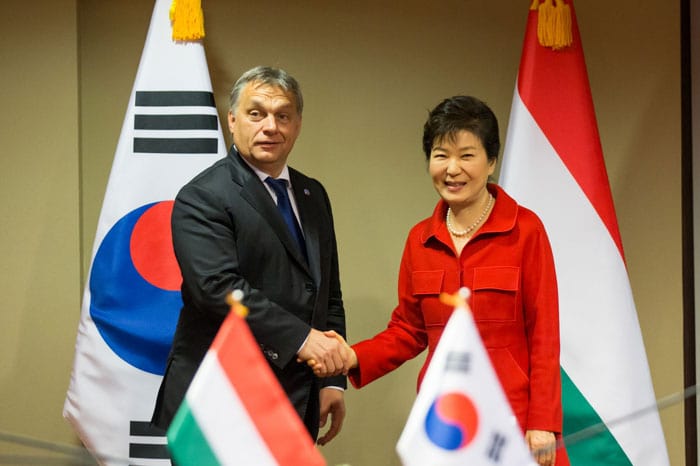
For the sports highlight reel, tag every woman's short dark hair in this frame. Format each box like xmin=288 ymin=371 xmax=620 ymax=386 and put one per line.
xmin=422 ymin=95 xmax=500 ymax=162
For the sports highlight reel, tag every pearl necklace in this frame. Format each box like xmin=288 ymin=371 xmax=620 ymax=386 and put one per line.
xmin=446 ymin=193 xmax=494 ymax=237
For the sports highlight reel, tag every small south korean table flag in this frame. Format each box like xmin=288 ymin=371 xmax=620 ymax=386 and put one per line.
xmin=396 ymin=288 xmax=537 ymax=466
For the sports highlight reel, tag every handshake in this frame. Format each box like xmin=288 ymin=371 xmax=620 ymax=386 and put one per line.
xmin=297 ymin=329 xmax=357 ymax=377
xmin=227 ymin=291 xmax=354 ymax=377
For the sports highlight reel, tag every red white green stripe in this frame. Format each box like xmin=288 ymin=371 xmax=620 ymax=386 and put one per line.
xmin=167 ymin=312 xmax=326 ymax=466
xmin=500 ymin=2 xmax=668 ymax=464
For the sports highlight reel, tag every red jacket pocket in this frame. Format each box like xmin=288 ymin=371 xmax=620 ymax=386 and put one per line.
xmin=411 ymin=270 xmax=444 ymax=295
xmin=411 ymin=270 xmax=445 ymax=327
xmin=472 ymin=266 xmax=519 ymax=322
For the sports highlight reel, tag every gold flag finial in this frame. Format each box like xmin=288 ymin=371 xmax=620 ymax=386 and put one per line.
xmin=226 ymin=290 xmax=249 ymax=318
xmin=533 ymin=0 xmax=573 ymax=50
xmin=439 ymin=287 xmax=471 ymax=310
xmin=170 ymin=0 xmax=205 ymax=41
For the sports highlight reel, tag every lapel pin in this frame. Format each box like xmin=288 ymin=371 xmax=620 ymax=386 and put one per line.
xmin=303 ymin=188 xmax=311 ymax=196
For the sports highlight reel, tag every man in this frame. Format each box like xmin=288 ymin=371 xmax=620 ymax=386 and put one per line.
xmin=152 ymin=66 xmax=349 ymax=444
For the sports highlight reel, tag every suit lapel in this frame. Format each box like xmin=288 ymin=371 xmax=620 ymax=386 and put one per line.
xmin=290 ymin=172 xmax=321 ymax=286
xmin=230 ymin=150 xmax=311 ymax=273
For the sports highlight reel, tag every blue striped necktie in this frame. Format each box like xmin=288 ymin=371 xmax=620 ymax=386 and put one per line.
xmin=265 ymin=177 xmax=308 ymax=261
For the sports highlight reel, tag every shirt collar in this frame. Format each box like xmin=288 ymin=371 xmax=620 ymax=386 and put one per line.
xmin=235 ymin=145 xmax=291 ymax=183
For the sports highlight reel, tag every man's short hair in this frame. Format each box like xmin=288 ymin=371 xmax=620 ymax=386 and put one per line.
xmin=229 ymin=66 xmax=304 ymax=115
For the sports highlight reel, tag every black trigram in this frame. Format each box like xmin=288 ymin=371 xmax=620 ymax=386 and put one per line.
xmin=445 ymin=350 xmax=471 ymax=372
xmin=486 ymin=431 xmax=507 ymax=463
xmin=133 ymin=90 xmax=219 ymax=155
xmin=128 ymin=420 xmax=172 ymax=465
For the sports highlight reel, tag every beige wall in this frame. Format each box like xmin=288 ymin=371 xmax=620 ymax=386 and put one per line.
xmin=1 ymin=0 xmax=684 ymax=464
xmin=0 ymin=0 xmax=81 ymax=457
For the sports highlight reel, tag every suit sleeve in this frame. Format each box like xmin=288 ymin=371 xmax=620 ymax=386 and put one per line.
xmin=172 ymin=181 xmax=311 ymax=369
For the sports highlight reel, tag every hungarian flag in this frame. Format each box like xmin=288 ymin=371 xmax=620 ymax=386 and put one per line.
xmin=166 ymin=294 xmax=327 ymax=466
xmin=500 ymin=1 xmax=669 ymax=464
xmin=396 ymin=289 xmax=536 ymax=466
xmin=63 ymin=0 xmax=225 ymax=464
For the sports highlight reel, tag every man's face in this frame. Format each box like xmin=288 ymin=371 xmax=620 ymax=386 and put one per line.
xmin=228 ymin=82 xmax=302 ymax=177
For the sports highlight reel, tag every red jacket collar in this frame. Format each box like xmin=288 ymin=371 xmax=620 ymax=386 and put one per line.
xmin=420 ymin=183 xmax=519 ymax=246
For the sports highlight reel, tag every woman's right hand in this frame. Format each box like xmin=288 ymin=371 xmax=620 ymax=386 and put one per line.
xmin=302 ymin=330 xmax=357 ymax=377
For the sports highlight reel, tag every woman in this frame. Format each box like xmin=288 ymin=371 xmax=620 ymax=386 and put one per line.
xmin=344 ymin=96 xmax=567 ymax=465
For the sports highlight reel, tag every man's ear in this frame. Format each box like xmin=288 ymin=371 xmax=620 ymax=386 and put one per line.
xmin=227 ymin=111 xmax=236 ymax=134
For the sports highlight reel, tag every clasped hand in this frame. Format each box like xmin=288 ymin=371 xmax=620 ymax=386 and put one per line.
xmin=297 ymin=329 xmax=357 ymax=377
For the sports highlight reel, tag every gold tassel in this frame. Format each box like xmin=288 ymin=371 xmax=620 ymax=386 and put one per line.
xmin=170 ymin=0 xmax=205 ymax=41
xmin=536 ymin=0 xmax=555 ymax=47
xmin=534 ymin=0 xmax=573 ymax=50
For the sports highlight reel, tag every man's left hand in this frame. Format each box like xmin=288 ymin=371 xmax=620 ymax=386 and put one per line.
xmin=317 ymin=387 xmax=345 ymax=446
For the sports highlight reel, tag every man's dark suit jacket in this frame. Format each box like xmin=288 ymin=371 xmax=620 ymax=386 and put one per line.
xmin=152 ymin=147 xmax=346 ymax=439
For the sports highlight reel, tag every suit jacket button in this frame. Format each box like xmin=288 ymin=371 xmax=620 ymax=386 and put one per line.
xmin=305 ymin=282 xmax=316 ymax=292
xmin=271 ymin=352 xmax=279 ymax=360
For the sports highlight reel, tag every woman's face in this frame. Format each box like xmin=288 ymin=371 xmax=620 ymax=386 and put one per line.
xmin=428 ymin=129 xmax=496 ymax=209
